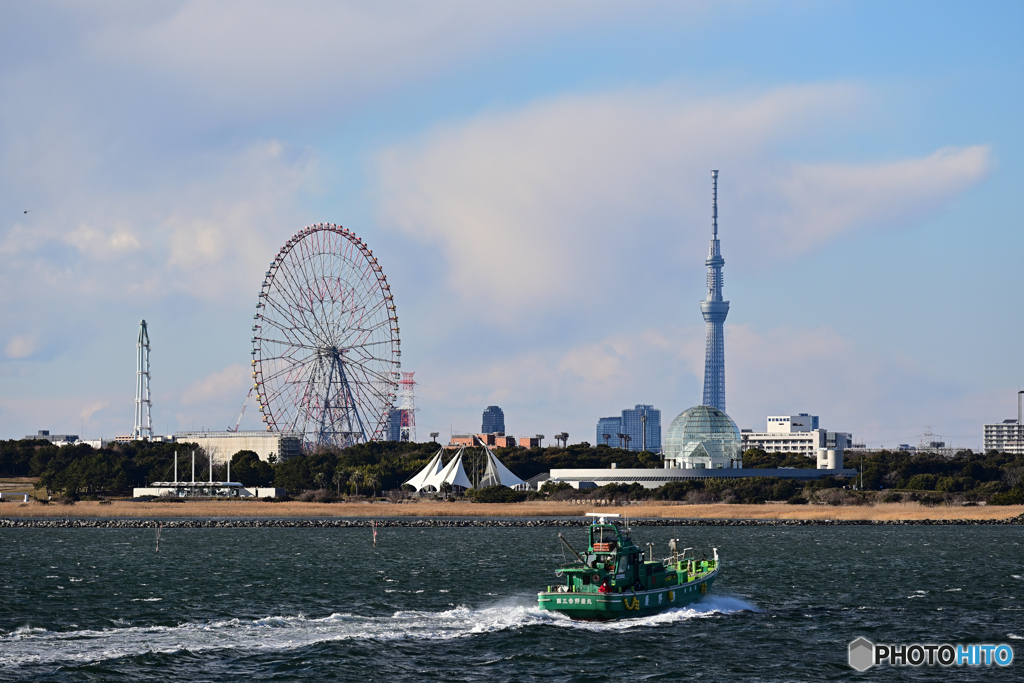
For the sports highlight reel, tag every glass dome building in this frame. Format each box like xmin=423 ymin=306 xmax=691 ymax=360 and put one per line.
xmin=663 ymin=405 xmax=743 ymax=469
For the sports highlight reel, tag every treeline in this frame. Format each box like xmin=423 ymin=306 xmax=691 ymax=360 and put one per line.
xmin=3 ymin=437 xmax=1023 ymax=504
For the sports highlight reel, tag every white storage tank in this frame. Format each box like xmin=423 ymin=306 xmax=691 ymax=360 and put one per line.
xmin=826 ymin=449 xmax=842 ymax=470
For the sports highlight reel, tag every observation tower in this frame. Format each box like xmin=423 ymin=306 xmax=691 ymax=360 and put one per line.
xmin=700 ymin=170 xmax=729 ymax=412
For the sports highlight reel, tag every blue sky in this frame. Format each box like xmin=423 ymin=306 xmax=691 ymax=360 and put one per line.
xmin=1 ymin=1 xmax=1022 ymax=449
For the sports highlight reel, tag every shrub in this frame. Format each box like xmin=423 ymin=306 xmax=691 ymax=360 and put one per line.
xmin=786 ymin=494 xmax=808 ymax=505
xmin=685 ymin=489 xmax=716 ymax=505
xmin=905 ymin=474 xmax=939 ymax=491
xmin=814 ymin=489 xmax=847 ymax=506
xmin=988 ymin=488 xmax=1024 ymax=505
xmin=880 ymin=491 xmax=902 ymax=504
xmin=468 ymin=486 xmax=527 ymax=503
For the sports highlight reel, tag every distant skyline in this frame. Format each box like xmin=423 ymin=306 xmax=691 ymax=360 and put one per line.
xmin=2 ymin=2 xmax=1022 ymax=450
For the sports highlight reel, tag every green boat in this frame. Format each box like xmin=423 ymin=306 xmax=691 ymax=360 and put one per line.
xmin=538 ymin=513 xmax=720 ymax=621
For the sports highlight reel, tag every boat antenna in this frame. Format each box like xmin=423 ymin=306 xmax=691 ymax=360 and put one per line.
xmin=558 ymin=533 xmax=585 ymax=564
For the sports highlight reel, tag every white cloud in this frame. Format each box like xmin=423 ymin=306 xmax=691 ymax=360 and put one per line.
xmin=79 ymin=401 xmax=109 ymax=423
xmin=0 ymin=140 xmax=314 ymax=307
xmin=416 ymin=321 xmax=991 ymax=450
xmin=376 ymin=85 xmax=990 ymax=324
xmin=5 ymin=334 xmax=39 ymax=359
xmin=181 ymin=364 xmax=251 ymax=407
xmin=767 ymin=145 xmax=992 ymax=245
xmin=82 ymin=1 xmax=678 ymax=115
xmin=64 ymin=223 xmax=141 ymax=258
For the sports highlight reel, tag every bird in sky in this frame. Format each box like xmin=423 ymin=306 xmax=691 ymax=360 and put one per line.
xmin=23 ymin=210 xmax=29 ymax=214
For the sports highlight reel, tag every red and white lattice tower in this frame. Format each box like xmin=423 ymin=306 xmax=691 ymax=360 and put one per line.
xmin=399 ymin=372 xmax=416 ymax=443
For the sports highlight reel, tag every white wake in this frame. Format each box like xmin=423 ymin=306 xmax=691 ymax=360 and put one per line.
xmin=0 ymin=595 xmax=755 ymax=668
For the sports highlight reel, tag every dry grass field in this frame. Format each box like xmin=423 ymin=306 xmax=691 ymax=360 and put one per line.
xmin=1 ymin=498 xmax=1021 ymax=521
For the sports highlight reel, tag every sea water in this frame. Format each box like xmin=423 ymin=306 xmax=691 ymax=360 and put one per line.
xmin=1 ymin=523 xmax=1021 ymax=681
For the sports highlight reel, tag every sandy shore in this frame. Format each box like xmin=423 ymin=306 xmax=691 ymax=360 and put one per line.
xmin=1 ymin=499 xmax=1022 ymax=521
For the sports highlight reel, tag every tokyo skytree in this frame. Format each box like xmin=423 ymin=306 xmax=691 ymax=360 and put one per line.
xmin=700 ymin=170 xmax=729 ymax=411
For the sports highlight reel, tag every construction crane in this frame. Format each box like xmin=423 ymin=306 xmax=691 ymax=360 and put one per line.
xmin=228 ymin=388 xmax=253 ymax=432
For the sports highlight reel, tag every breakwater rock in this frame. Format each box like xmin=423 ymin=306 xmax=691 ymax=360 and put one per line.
xmin=1 ymin=516 xmax=1022 ymax=529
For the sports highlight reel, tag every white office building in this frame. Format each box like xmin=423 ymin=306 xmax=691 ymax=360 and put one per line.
xmin=741 ymin=414 xmax=852 ymax=459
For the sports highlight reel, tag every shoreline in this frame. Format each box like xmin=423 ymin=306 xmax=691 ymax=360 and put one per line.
xmin=1 ymin=499 xmax=1022 ymax=523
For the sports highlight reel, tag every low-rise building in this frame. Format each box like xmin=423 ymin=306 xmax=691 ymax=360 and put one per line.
xmin=173 ymin=430 xmax=302 ymax=464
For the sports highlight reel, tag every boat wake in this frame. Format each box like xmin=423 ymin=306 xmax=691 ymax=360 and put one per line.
xmin=0 ymin=595 xmax=755 ymax=668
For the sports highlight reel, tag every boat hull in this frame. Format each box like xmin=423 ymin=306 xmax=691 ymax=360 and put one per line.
xmin=538 ymin=570 xmax=718 ymax=621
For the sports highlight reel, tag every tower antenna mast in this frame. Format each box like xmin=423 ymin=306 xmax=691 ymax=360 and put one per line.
xmin=132 ymin=320 xmax=153 ymax=440
xmin=700 ymin=171 xmax=729 ymax=411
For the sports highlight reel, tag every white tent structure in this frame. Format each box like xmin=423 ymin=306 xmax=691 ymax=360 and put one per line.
xmin=478 ymin=444 xmax=526 ymax=489
xmin=404 ymin=447 xmax=473 ymax=492
xmin=403 ymin=443 xmax=525 ymax=492
xmin=403 ymin=447 xmax=445 ymax=491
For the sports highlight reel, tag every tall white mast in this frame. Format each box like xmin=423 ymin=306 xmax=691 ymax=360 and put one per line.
xmin=132 ymin=320 xmax=153 ymax=439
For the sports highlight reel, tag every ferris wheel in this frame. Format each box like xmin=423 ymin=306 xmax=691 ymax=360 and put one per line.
xmin=251 ymin=224 xmax=401 ymax=448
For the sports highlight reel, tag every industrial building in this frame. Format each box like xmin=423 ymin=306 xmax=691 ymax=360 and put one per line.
xmin=172 ymin=430 xmax=302 ymax=464
xmin=594 ymin=405 xmax=662 ymax=452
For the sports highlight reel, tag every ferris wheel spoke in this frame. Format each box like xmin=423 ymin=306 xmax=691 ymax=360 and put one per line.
xmin=262 ymin=295 xmax=325 ymax=349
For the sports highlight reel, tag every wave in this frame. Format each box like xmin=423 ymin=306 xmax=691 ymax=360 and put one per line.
xmin=0 ymin=595 xmax=754 ymax=668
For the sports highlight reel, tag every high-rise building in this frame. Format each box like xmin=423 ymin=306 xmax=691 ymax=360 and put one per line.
xmin=386 ymin=407 xmax=408 ymax=441
xmin=622 ymin=404 xmax=662 ymax=453
xmin=700 ymin=171 xmax=729 ymax=412
xmin=596 ymin=417 xmax=621 ymax=447
xmin=481 ymin=406 xmax=505 ymax=434
xmin=983 ymin=391 xmax=1024 ymax=454
xmin=594 ymin=405 xmax=662 ymax=452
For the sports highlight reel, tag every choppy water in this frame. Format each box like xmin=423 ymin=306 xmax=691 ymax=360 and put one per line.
xmin=1 ymin=523 xmax=1021 ymax=681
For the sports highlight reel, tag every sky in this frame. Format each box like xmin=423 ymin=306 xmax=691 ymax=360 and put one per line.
xmin=1 ymin=1 xmax=1022 ymax=450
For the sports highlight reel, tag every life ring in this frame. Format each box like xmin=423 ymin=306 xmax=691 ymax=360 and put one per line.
xmin=592 ymin=575 xmax=600 ymax=584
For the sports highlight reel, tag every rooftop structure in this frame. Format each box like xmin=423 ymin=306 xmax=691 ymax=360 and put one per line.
xmin=700 ymin=171 xmax=729 ymax=412
xmin=765 ymin=414 xmax=819 ymax=433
